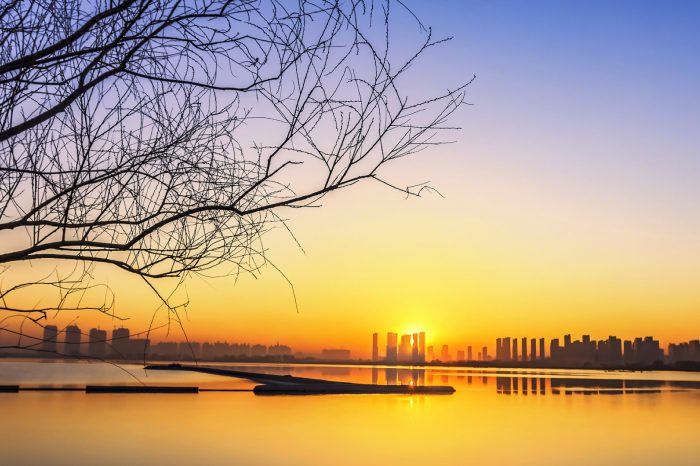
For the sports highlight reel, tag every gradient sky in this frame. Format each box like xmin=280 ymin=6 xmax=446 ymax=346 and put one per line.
xmin=17 ymin=0 xmax=700 ymax=357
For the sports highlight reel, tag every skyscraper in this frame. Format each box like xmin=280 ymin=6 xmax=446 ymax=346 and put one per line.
xmin=496 ymin=338 xmax=502 ymax=360
xmin=419 ymin=332 xmax=426 ymax=362
xmin=539 ymin=338 xmax=545 ymax=360
xmin=372 ymin=333 xmax=379 ymax=361
xmin=427 ymin=345 xmax=434 ymax=361
xmin=521 ymin=337 xmax=527 ymax=361
xmin=550 ymin=338 xmax=561 ymax=360
xmin=42 ymin=325 xmax=58 ymax=353
xmin=112 ymin=327 xmax=130 ymax=357
xmin=64 ymin=325 xmax=81 ymax=356
xmin=412 ymin=333 xmax=419 ymax=363
xmin=467 ymin=345 xmax=472 ymax=361
xmin=512 ymin=338 xmax=518 ymax=362
xmin=482 ymin=346 xmax=488 ymax=361
xmin=504 ymin=337 xmax=511 ymax=360
xmin=441 ymin=345 xmax=449 ymax=361
xmin=399 ymin=334 xmax=412 ymax=362
xmin=88 ymin=328 xmax=107 ymax=357
xmin=530 ymin=338 xmax=537 ymax=361
xmin=386 ymin=332 xmax=398 ymax=362
xmin=457 ymin=350 xmax=465 ymax=361
xmin=623 ymin=340 xmax=633 ymax=365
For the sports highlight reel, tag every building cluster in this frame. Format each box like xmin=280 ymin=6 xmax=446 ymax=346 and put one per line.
xmin=42 ymin=325 xmax=148 ymax=359
xmin=373 ymin=332 xmax=426 ymax=363
xmin=496 ymin=337 xmax=546 ymax=362
xmin=496 ymin=334 xmax=694 ymax=366
xmin=425 ymin=344 xmax=489 ymax=362
xmin=371 ymin=331 xmax=700 ymax=367
xmin=149 ymin=341 xmax=292 ymax=359
xmin=40 ymin=325 xmax=292 ymax=360
xmin=321 ymin=349 xmax=352 ymax=360
xmin=668 ymin=340 xmax=700 ymax=363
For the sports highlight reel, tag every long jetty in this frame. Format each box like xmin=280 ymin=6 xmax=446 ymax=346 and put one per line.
xmin=145 ymin=363 xmax=456 ymax=395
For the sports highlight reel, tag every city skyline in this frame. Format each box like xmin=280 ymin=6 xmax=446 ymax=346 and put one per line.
xmin=372 ymin=331 xmax=699 ymax=366
xmin=4 ymin=322 xmax=700 ymax=364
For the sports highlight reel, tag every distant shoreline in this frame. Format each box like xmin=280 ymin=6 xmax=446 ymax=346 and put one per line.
xmin=2 ymin=351 xmax=700 ymax=372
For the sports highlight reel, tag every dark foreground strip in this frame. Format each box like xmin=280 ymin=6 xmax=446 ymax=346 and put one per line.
xmin=0 ymin=385 xmax=19 ymax=392
xmin=253 ymin=383 xmax=456 ymax=395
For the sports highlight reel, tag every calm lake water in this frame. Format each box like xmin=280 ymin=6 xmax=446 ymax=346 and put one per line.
xmin=1 ymin=360 xmax=700 ymax=465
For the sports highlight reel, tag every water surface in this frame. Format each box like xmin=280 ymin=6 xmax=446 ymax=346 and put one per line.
xmin=1 ymin=360 xmax=699 ymax=465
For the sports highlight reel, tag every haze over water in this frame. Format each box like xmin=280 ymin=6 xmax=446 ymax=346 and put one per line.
xmin=2 ymin=361 xmax=699 ymax=466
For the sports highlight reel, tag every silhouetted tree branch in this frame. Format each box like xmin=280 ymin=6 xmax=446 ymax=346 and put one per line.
xmin=0 ymin=0 xmax=469 ymax=343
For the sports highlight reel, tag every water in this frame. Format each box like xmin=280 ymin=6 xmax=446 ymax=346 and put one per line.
xmin=1 ymin=360 xmax=699 ymax=465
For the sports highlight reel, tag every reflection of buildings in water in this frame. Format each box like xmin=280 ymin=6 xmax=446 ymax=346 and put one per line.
xmin=467 ymin=375 xmax=472 ymax=384
xmin=496 ymin=376 xmax=547 ymax=395
xmin=398 ymin=369 xmax=412 ymax=385
xmin=385 ymin=367 xmax=398 ymax=385
xmin=378 ymin=367 xmax=424 ymax=386
xmin=414 ymin=368 xmax=425 ymax=386
xmin=496 ymin=377 xmax=511 ymax=395
xmin=495 ymin=376 xmax=700 ymax=395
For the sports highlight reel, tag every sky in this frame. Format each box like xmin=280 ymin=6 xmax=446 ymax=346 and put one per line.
xmin=10 ymin=0 xmax=700 ymax=357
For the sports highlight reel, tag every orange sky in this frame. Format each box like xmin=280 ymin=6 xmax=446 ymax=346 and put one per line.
xmin=13 ymin=150 xmax=700 ymax=358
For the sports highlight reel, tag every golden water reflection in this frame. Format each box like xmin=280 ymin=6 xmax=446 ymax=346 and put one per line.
xmin=2 ymin=361 xmax=700 ymax=466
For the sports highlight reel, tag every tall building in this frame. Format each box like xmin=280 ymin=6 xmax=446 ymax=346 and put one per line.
xmin=419 ymin=332 xmax=426 ymax=362
xmin=457 ymin=350 xmax=465 ymax=361
xmin=482 ymin=346 xmax=488 ymax=361
xmin=597 ymin=336 xmax=622 ymax=365
xmin=88 ymin=328 xmax=107 ymax=357
xmin=530 ymin=339 xmax=537 ymax=361
xmin=112 ymin=327 xmax=130 ymax=357
xmin=441 ymin=345 xmax=449 ymax=361
xmin=467 ymin=345 xmax=472 ymax=361
xmin=427 ymin=345 xmax=434 ymax=361
xmin=550 ymin=338 xmax=561 ymax=360
xmin=512 ymin=338 xmax=518 ymax=362
xmin=539 ymin=338 xmax=545 ymax=359
xmin=386 ymin=332 xmax=398 ymax=362
xmin=412 ymin=333 xmax=419 ymax=363
xmin=372 ymin=333 xmax=379 ymax=361
xmin=399 ymin=334 xmax=412 ymax=362
xmin=521 ymin=337 xmax=527 ymax=361
xmin=64 ymin=325 xmax=81 ymax=356
xmin=42 ymin=325 xmax=58 ymax=353
xmin=504 ymin=337 xmax=511 ymax=361
xmin=623 ymin=340 xmax=633 ymax=365
xmin=496 ymin=338 xmax=502 ymax=360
